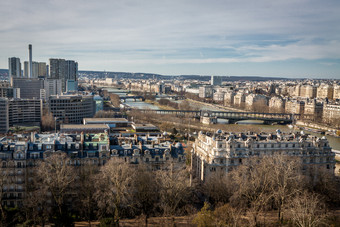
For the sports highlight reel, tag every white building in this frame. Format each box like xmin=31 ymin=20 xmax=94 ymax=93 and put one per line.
xmin=192 ymin=131 xmax=336 ymax=181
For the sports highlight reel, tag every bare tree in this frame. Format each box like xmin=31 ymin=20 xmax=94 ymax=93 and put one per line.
xmin=133 ymin=165 xmax=159 ymax=226
xmin=35 ymin=153 xmax=76 ymax=225
xmin=94 ymin=161 xmax=134 ymax=225
xmin=41 ymin=109 xmax=55 ymax=132
xmin=75 ymin=164 xmax=100 ymax=226
xmin=266 ymin=156 xmax=304 ymax=222
xmin=203 ymin=172 xmax=231 ymax=206
xmin=23 ymin=171 xmax=51 ymax=226
xmin=110 ymin=93 xmax=121 ymax=107
xmin=0 ymin=167 xmax=9 ymax=224
xmin=156 ymin=167 xmax=192 ymax=216
xmin=229 ymin=158 xmax=274 ymax=226
xmin=288 ymin=191 xmax=327 ymax=227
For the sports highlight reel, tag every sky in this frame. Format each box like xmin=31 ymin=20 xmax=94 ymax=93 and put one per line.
xmin=1 ymin=0 xmax=340 ymax=79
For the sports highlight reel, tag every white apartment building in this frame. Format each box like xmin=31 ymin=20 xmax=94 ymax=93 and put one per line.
xmin=192 ymin=131 xmax=335 ymax=181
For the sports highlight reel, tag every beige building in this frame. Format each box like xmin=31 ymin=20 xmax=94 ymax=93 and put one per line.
xmin=199 ymin=85 xmax=214 ymax=98
xmin=245 ymin=94 xmax=268 ymax=111
xmin=213 ymin=91 xmax=225 ymax=102
xmin=233 ymin=92 xmax=246 ymax=107
xmin=285 ymin=100 xmax=304 ymax=115
xmin=300 ymin=85 xmax=317 ymax=99
xmin=192 ymin=131 xmax=335 ymax=181
xmin=323 ymin=104 xmax=340 ymax=127
xmin=304 ymin=100 xmax=323 ymax=122
xmin=269 ymin=96 xmax=285 ymax=112
xmin=333 ymin=85 xmax=340 ymax=100
xmin=224 ymin=91 xmax=235 ymax=106
xmin=317 ymin=84 xmax=333 ymax=99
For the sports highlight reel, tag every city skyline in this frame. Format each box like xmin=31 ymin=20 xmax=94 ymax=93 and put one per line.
xmin=1 ymin=0 xmax=340 ymax=79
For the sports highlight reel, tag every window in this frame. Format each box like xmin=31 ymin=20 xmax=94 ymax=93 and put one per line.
xmin=146 ymin=158 xmax=149 ymax=162
xmin=239 ymin=159 xmax=242 ymax=164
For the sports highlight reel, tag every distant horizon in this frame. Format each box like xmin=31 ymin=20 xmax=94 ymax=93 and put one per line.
xmin=2 ymin=67 xmax=340 ymax=80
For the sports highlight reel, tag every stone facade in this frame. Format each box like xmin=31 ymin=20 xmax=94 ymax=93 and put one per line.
xmin=192 ymin=131 xmax=335 ymax=181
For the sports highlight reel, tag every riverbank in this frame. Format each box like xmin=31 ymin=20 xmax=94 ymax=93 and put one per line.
xmin=144 ymin=100 xmax=177 ymax=110
xmin=296 ymin=120 xmax=340 ymax=134
xmin=187 ymin=99 xmax=245 ymax=112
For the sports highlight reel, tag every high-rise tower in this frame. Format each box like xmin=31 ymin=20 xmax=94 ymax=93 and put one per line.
xmin=8 ymin=57 xmax=22 ymax=78
xmin=29 ymin=44 xmax=33 ymax=78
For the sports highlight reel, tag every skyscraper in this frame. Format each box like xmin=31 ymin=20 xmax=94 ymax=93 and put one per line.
xmin=24 ymin=61 xmax=47 ymax=78
xmin=211 ymin=75 xmax=222 ymax=86
xmin=49 ymin=58 xmax=78 ymax=92
xmin=65 ymin=60 xmax=78 ymax=81
xmin=8 ymin=57 xmax=22 ymax=78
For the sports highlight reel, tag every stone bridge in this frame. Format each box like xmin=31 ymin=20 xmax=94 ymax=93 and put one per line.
xmin=120 ymin=96 xmax=145 ymax=102
xmin=136 ymin=109 xmax=296 ymax=124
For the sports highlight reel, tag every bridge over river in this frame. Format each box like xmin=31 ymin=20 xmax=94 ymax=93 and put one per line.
xmin=120 ymin=96 xmax=145 ymax=102
xmin=135 ymin=109 xmax=296 ymax=124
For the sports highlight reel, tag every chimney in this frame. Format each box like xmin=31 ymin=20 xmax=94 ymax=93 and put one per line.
xmin=29 ymin=44 xmax=33 ymax=78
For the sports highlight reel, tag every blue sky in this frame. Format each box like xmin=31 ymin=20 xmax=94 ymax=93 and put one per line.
xmin=1 ymin=0 xmax=340 ymax=78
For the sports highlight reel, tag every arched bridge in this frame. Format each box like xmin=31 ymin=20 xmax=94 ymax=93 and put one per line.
xmin=120 ymin=96 xmax=145 ymax=102
xmin=135 ymin=109 xmax=296 ymax=124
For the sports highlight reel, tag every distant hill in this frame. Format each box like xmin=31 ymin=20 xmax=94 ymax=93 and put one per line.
xmin=1 ymin=68 xmax=294 ymax=81
xmin=79 ymin=70 xmax=289 ymax=81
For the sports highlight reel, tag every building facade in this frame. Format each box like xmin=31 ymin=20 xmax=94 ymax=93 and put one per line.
xmin=49 ymin=59 xmax=78 ymax=92
xmin=8 ymin=57 xmax=22 ymax=78
xmin=0 ymin=132 xmax=185 ymax=206
xmin=192 ymin=131 xmax=335 ymax=181
xmin=0 ymin=98 xmax=9 ymax=133
xmin=8 ymin=99 xmax=43 ymax=126
xmin=211 ymin=76 xmax=222 ymax=86
xmin=49 ymin=95 xmax=95 ymax=124
xmin=199 ymin=85 xmax=214 ymax=98
xmin=11 ymin=78 xmax=44 ymax=99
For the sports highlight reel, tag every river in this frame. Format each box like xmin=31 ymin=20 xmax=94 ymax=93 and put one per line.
xmin=103 ymin=87 xmax=340 ymax=151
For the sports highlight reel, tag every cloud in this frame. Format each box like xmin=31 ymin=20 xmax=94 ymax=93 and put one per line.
xmin=0 ymin=0 xmax=340 ymax=77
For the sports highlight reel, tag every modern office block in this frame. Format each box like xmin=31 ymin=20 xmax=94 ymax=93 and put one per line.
xmin=8 ymin=99 xmax=43 ymax=126
xmin=49 ymin=94 xmax=95 ymax=124
xmin=0 ymin=98 xmax=9 ymax=133
xmin=11 ymin=78 xmax=44 ymax=99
